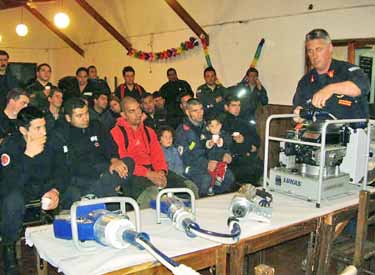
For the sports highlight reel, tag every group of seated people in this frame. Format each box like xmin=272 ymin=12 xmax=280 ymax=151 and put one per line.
xmin=0 ymin=49 xmax=267 ymax=274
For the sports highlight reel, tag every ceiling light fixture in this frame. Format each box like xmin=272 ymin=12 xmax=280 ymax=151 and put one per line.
xmin=54 ymin=0 xmax=70 ymax=29
xmin=16 ymin=8 xmax=28 ymax=37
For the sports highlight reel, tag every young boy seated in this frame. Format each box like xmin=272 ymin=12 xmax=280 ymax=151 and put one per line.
xmin=158 ymin=126 xmax=184 ymax=177
xmin=203 ymin=115 xmax=233 ymax=195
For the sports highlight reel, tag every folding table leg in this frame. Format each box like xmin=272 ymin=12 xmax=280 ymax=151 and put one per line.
xmin=35 ymin=248 xmax=48 ymax=275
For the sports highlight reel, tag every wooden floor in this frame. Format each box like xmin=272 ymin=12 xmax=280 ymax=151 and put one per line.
xmin=0 ymin=235 xmax=311 ymax=275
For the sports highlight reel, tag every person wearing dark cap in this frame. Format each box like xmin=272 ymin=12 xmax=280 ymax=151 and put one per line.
xmin=159 ymin=68 xmax=192 ymax=128
xmin=114 ymin=66 xmax=146 ymax=101
xmin=293 ymin=28 xmax=370 ymax=120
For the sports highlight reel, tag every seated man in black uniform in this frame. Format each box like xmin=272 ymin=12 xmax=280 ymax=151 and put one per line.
xmin=0 ymin=88 xmax=29 ymax=144
xmin=0 ymin=107 xmax=60 ymax=275
xmin=43 ymin=87 xmax=64 ymax=132
xmin=293 ymin=28 xmax=370 ymax=120
xmin=222 ymin=95 xmax=263 ymax=185
xmin=89 ymin=91 xmax=116 ymax=133
xmin=50 ymin=97 xmax=134 ymax=209
xmin=140 ymin=92 xmax=168 ymax=131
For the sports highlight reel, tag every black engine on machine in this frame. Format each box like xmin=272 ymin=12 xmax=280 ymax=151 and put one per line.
xmin=281 ymin=121 xmax=350 ymax=168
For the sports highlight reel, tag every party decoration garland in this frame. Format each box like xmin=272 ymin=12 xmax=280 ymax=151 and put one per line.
xmin=250 ymin=38 xmax=265 ymax=68
xmin=241 ymin=38 xmax=265 ymax=83
xmin=127 ymin=37 xmax=199 ymax=61
xmin=199 ymin=35 xmax=212 ymax=67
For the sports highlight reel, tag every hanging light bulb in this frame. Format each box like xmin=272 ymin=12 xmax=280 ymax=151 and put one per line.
xmin=0 ymin=35 xmax=3 ymax=43
xmin=54 ymin=12 xmax=70 ymax=29
xmin=16 ymin=7 xmax=28 ymax=37
xmin=16 ymin=24 xmax=28 ymax=37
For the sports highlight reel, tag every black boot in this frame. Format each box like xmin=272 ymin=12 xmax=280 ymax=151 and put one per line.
xmin=2 ymin=243 xmax=20 ymax=275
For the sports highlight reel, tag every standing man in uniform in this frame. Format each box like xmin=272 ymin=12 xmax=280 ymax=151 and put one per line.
xmin=159 ymin=68 xmax=193 ymax=128
xmin=26 ymin=63 xmax=55 ymax=110
xmin=114 ymin=66 xmax=146 ymax=102
xmin=293 ymin=28 xmax=370 ymax=120
xmin=0 ymin=107 xmax=60 ymax=275
xmin=60 ymin=67 xmax=100 ymax=102
xmin=196 ymin=67 xmax=228 ymax=119
xmin=0 ymin=50 xmax=19 ymax=111
xmin=230 ymin=68 xmax=268 ymax=125
xmin=87 ymin=65 xmax=111 ymax=94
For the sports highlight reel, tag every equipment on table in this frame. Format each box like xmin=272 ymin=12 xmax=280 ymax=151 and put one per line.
xmin=151 ymin=188 xmax=241 ymax=244
xmin=263 ymin=105 xmax=375 ymax=207
xmin=53 ymin=196 xmax=200 ymax=275
xmin=229 ymin=184 xmax=272 ymax=223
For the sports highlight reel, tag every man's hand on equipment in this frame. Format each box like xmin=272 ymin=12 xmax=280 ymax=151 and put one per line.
xmin=42 ymin=188 xmax=59 ymax=210
xmin=25 ymin=135 xmax=46 ymax=158
xmin=146 ymin=170 xmax=167 ymax=188
xmin=293 ymin=106 xmax=305 ymax=123
xmin=312 ymin=86 xmax=333 ymax=108
xmin=222 ymin=153 xmax=232 ymax=164
xmin=208 ymin=160 xmax=218 ymax=172
xmin=109 ymin=158 xmax=128 ymax=178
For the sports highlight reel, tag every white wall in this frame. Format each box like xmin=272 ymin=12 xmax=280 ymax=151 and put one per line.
xmin=1 ymin=0 xmax=375 ymax=105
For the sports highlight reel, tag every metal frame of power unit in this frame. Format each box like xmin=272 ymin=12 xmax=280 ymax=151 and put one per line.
xmin=262 ymin=114 xmax=371 ymax=208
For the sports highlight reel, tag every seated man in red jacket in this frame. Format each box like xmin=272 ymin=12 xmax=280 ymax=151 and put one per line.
xmin=111 ymin=96 xmax=198 ymax=208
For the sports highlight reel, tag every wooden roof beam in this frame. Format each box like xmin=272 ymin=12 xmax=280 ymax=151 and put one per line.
xmin=164 ymin=0 xmax=209 ymax=44
xmin=25 ymin=4 xmax=84 ymax=57
xmin=75 ymin=0 xmax=132 ymax=51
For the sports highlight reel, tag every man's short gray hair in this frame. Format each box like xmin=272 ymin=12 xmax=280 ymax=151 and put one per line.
xmin=305 ymin=28 xmax=331 ymax=43
xmin=186 ymin=98 xmax=202 ymax=110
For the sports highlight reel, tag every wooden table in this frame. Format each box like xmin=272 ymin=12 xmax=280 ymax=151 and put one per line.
xmin=27 ymin=192 xmax=362 ymax=275
xmin=105 ymin=245 xmax=227 ymax=275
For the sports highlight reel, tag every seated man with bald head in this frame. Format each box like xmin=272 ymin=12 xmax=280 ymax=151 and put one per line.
xmin=111 ymin=96 xmax=199 ymax=208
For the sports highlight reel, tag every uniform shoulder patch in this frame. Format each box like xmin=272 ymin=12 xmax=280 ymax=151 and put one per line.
xmin=1 ymin=153 xmax=10 ymax=167
xmin=348 ymin=66 xmax=360 ymax=72
xmin=183 ymin=124 xmax=190 ymax=131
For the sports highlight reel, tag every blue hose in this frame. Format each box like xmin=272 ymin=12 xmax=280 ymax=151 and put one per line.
xmin=187 ymin=221 xmax=241 ymax=239
xmin=137 ymin=233 xmax=180 ymax=268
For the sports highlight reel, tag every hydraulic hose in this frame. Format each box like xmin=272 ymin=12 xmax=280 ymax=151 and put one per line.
xmin=123 ymin=230 xmax=200 ymax=275
xmin=184 ymin=218 xmax=241 ymax=245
